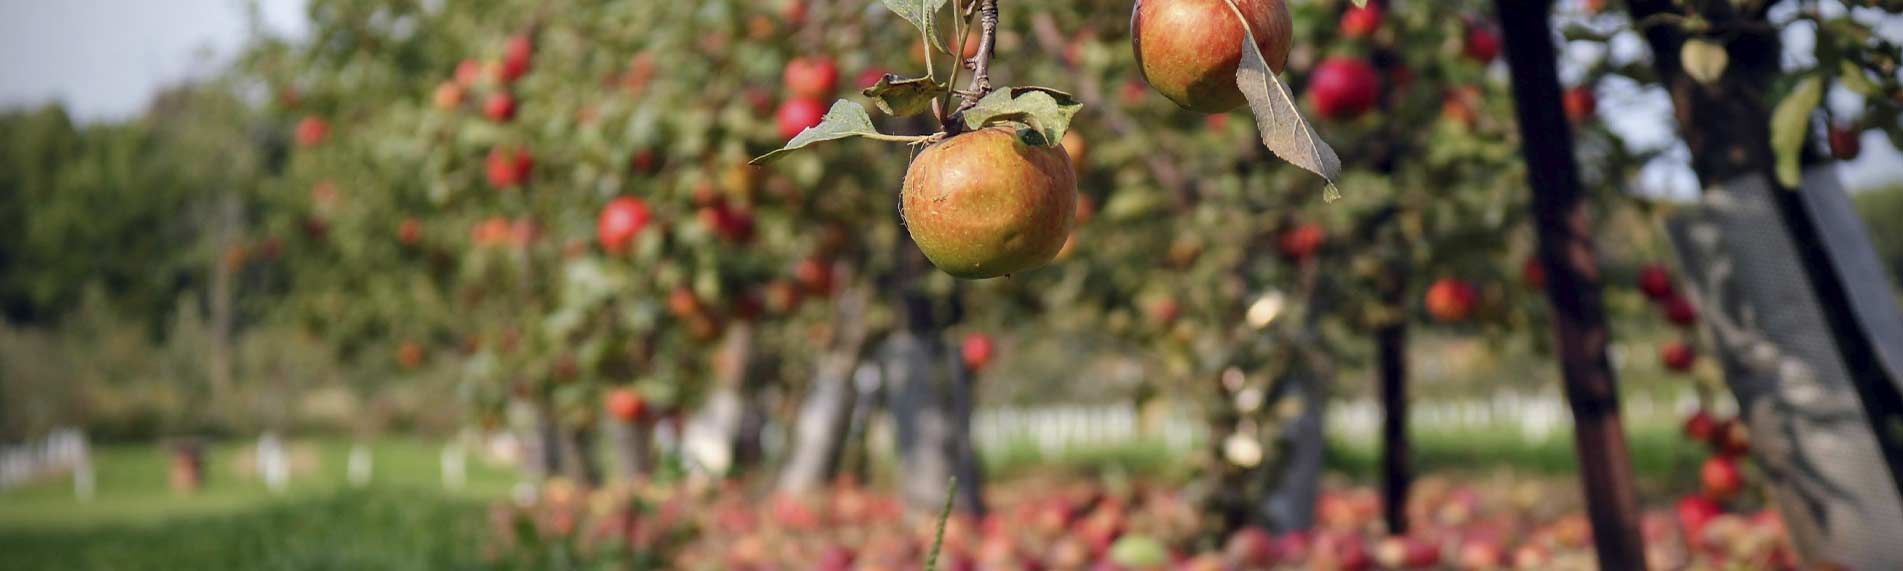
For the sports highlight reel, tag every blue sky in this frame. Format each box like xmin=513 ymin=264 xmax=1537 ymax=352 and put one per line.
xmin=0 ymin=0 xmax=1896 ymax=192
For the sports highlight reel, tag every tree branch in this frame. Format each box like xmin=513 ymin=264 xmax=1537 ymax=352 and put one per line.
xmin=952 ymin=0 xmax=999 ymax=118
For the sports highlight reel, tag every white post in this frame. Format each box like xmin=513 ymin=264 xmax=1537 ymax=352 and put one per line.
xmin=259 ymin=432 xmax=288 ymax=493
xmin=441 ymin=441 xmax=467 ymax=492
xmin=347 ymin=442 xmax=373 ymax=487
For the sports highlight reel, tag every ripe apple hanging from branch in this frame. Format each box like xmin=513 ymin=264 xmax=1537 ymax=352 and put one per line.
xmin=751 ymin=0 xmax=1346 ymax=279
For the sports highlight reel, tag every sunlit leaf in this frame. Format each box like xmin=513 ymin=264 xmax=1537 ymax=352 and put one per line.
xmin=1770 ymin=75 xmax=1823 ymax=188
xmin=881 ymin=0 xmax=951 ymax=53
xmin=959 ymin=87 xmax=1083 ymax=146
xmin=1680 ymin=39 xmax=1728 ymax=85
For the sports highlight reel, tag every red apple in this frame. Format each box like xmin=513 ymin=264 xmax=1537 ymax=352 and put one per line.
xmin=605 ymin=388 xmax=646 ymax=423
xmin=1714 ymin=420 xmax=1751 ymax=457
xmin=1308 ymin=57 xmax=1381 ymax=120
xmin=1660 ymin=341 xmax=1695 ymax=372
xmin=1683 ymin=410 xmax=1717 ymax=443
xmin=397 ymin=342 xmax=425 ymax=369
xmin=1663 ymin=295 xmax=1697 ymax=326
xmin=1701 ymin=456 xmax=1744 ymax=501
xmin=499 ymin=35 xmax=533 ymax=83
xmin=473 ymin=217 xmax=512 ymax=247
xmin=1374 ymin=536 xmax=1440 ymax=569
xmin=1637 ymin=264 xmax=1674 ymax=300
xmin=486 ymin=147 xmax=534 ymax=189
xmin=793 ymin=257 xmax=834 ymax=297
xmin=1456 ymin=538 xmax=1505 ymax=570
xmin=1829 ymin=123 xmax=1862 ymax=161
xmin=1522 ymin=257 xmax=1546 ymax=289
xmin=295 ymin=116 xmax=329 ymax=147
xmin=1223 ymin=526 xmax=1277 ymax=567
xmin=1131 ymin=0 xmax=1294 ymax=113
xmin=783 ymin=57 xmax=839 ymax=100
xmin=483 ymin=92 xmax=517 ymax=122
xmin=597 ymin=197 xmax=653 ymax=255
xmin=433 ymin=82 xmax=465 ymax=110
xmin=667 ymin=288 xmax=704 ymax=318
xmin=1425 ymin=278 xmax=1478 ymax=323
xmin=901 ymin=126 xmax=1077 ymax=278
xmin=1463 ymin=25 xmax=1501 ymax=64
xmin=1339 ymin=3 xmax=1382 ymax=39
xmin=1278 ymin=223 xmax=1325 ymax=261
xmin=776 ymin=98 xmax=827 ymax=141
xmin=1563 ymin=86 xmax=1597 ymax=122
xmin=1677 ymin=496 xmax=1722 ymax=539
xmin=962 ymin=333 xmax=997 ymax=372
xmin=698 ymin=200 xmax=756 ymax=243
xmin=398 ymin=218 xmax=423 ymax=246
xmin=454 ymin=59 xmax=483 ymax=86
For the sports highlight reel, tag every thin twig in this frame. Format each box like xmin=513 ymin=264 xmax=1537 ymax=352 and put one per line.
xmin=923 ymin=476 xmax=958 ymax=571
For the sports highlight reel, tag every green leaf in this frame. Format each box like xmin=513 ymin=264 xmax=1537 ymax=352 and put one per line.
xmin=862 ymin=74 xmax=948 ymax=117
xmin=1838 ymin=60 xmax=1882 ymax=98
xmin=1770 ymin=75 xmax=1823 ymax=188
xmin=959 ymin=87 xmax=1083 ymax=146
xmin=1232 ymin=8 xmax=1344 ymax=200
xmin=882 ymin=0 xmax=951 ymax=53
xmin=751 ymin=100 xmax=883 ymax=165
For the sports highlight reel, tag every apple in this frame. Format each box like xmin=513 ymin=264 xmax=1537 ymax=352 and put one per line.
xmin=454 ymin=59 xmax=483 ymax=86
xmin=1714 ymin=420 xmax=1751 ymax=457
xmin=1829 ymin=123 xmax=1862 ymax=161
xmin=1425 ymin=278 xmax=1479 ymax=323
xmin=1223 ymin=526 xmax=1277 ymax=567
xmin=763 ymin=279 xmax=802 ymax=314
xmin=1373 ymin=537 xmax=1439 ymax=569
xmin=398 ymin=218 xmax=423 ymax=246
xmin=483 ymin=92 xmax=517 ymax=122
xmin=1308 ymin=57 xmax=1381 ymax=120
xmin=1061 ymin=130 xmax=1089 ymax=166
xmin=433 ymin=82 xmax=465 ymax=110
xmin=777 ymin=97 xmax=827 ymax=141
xmin=1456 ymin=538 xmax=1505 ymax=570
xmin=1131 ymin=0 xmax=1293 ymax=112
xmin=1662 ymin=295 xmax=1697 ymax=326
xmin=498 ymin=35 xmax=533 ymax=84
xmin=1522 ymin=257 xmax=1546 ymax=289
xmin=1278 ymin=223 xmax=1325 ymax=261
xmin=1701 ymin=456 xmax=1744 ymax=501
xmin=397 ymin=342 xmax=425 ymax=369
xmin=962 ymin=333 xmax=997 ymax=373
xmin=1441 ymin=85 xmax=1482 ymax=127
xmin=473 ymin=217 xmax=512 ymax=247
xmin=605 ymin=388 xmax=646 ymax=423
xmin=630 ymin=149 xmax=659 ymax=173
xmin=698 ymin=200 xmax=756 ymax=243
xmin=667 ymin=288 xmax=704 ymax=318
xmin=1339 ymin=3 xmax=1382 ymax=39
xmin=1563 ymin=86 xmax=1596 ymax=122
xmin=1509 ymin=544 xmax=1549 ymax=569
xmin=793 ymin=257 xmax=834 ymax=297
xmin=783 ymin=57 xmax=839 ymax=99
xmin=1683 ymin=410 xmax=1717 ymax=443
xmin=815 ymin=544 xmax=856 ymax=571
xmin=1676 ymin=496 xmax=1722 ymax=540
xmin=901 ymin=126 xmax=1077 ymax=279
xmin=597 ymin=197 xmax=652 ymax=255
xmin=1148 ymin=297 xmax=1182 ymax=324
xmin=1660 ymin=341 xmax=1695 ymax=372
xmin=1463 ymin=25 xmax=1501 ymax=64
xmin=1637 ymin=264 xmax=1674 ymax=300
xmin=486 ymin=147 xmax=534 ymax=189
xmin=295 ymin=116 xmax=329 ymax=147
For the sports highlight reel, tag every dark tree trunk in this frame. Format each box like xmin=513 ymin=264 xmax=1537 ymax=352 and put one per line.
xmin=1493 ymin=2 xmax=1648 ymax=568
xmin=1375 ymin=320 xmax=1409 ymax=535
xmin=556 ymin=424 xmax=599 ymax=487
xmin=518 ymin=397 xmax=562 ymax=481
xmin=1260 ymin=365 xmax=1326 ymax=534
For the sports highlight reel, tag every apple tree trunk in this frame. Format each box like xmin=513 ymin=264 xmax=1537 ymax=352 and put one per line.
xmin=777 ymin=286 xmax=873 ymax=494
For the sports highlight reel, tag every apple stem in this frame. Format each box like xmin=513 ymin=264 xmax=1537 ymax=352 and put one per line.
xmin=952 ymin=0 xmax=999 ymax=120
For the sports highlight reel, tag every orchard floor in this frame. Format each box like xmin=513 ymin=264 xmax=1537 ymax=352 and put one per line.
xmin=0 ymin=427 xmax=1720 ymax=570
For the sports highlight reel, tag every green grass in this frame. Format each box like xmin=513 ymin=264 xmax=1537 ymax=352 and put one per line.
xmin=0 ymin=437 xmax=516 ymax=530
xmin=0 ymin=489 xmax=496 ymax=570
